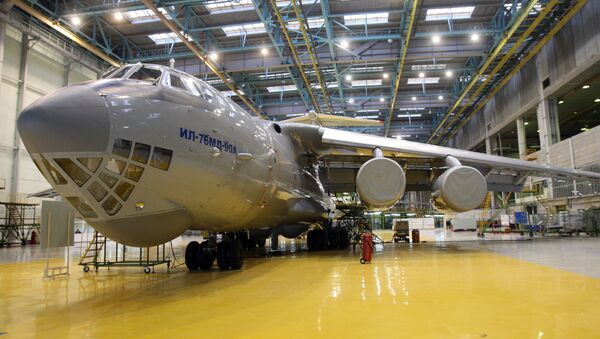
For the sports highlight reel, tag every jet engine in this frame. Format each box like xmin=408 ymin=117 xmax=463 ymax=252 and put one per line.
xmin=356 ymin=149 xmax=406 ymax=208
xmin=431 ymin=157 xmax=487 ymax=212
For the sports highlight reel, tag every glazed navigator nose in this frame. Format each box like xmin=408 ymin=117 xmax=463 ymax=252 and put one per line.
xmin=17 ymin=84 xmax=110 ymax=154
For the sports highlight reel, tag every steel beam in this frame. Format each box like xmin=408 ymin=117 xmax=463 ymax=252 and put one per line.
xmin=320 ymin=0 xmax=345 ymax=111
xmin=384 ymin=0 xmax=417 ymax=137
xmin=291 ymin=0 xmax=333 ymax=113
xmin=265 ymin=0 xmax=322 ymax=113
xmin=252 ymin=0 xmax=312 ymax=110
xmin=427 ymin=0 xmax=538 ymax=144
xmin=11 ymin=0 xmax=120 ymax=67
xmin=436 ymin=0 xmax=558 ymax=145
xmin=442 ymin=0 xmax=588 ymax=146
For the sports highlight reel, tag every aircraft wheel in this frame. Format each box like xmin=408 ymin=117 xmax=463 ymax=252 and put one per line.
xmin=217 ymin=241 xmax=230 ymax=270
xmin=229 ymin=239 xmax=243 ymax=270
xmin=197 ymin=241 xmax=213 ymax=271
xmin=185 ymin=241 xmax=200 ymax=271
xmin=307 ymin=230 xmax=317 ymax=250
xmin=83 ymin=265 xmax=90 ymax=273
xmin=339 ymin=229 xmax=350 ymax=249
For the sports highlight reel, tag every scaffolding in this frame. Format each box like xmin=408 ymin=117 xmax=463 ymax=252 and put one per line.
xmin=0 ymin=202 xmax=40 ymax=246
xmin=79 ymin=231 xmax=172 ymax=273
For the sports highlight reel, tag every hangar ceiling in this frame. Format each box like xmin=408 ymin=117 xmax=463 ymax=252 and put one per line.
xmin=6 ymin=0 xmax=586 ymax=143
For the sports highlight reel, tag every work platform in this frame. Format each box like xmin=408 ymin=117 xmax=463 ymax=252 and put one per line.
xmin=0 ymin=202 xmax=40 ymax=247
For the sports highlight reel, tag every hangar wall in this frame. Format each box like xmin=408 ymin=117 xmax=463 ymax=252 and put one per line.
xmin=0 ymin=23 xmax=98 ymax=202
xmin=450 ymin=0 xmax=600 ymax=152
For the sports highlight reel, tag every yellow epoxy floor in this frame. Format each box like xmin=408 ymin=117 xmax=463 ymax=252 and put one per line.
xmin=1 ymin=244 xmax=600 ymax=338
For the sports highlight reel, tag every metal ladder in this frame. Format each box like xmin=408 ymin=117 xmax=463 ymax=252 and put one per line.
xmin=79 ymin=231 xmax=106 ymax=266
xmin=7 ymin=205 xmax=23 ymax=225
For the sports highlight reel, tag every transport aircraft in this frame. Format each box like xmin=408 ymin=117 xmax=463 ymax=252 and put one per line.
xmin=17 ymin=63 xmax=600 ymax=271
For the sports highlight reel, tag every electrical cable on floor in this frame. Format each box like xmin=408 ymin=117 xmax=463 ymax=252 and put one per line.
xmin=168 ymin=241 xmax=185 ymax=269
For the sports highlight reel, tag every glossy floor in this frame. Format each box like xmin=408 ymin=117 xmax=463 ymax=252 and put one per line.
xmin=1 ymin=239 xmax=600 ymax=338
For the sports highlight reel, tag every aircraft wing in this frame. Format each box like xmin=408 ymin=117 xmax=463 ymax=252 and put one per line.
xmin=281 ymin=124 xmax=600 ymax=193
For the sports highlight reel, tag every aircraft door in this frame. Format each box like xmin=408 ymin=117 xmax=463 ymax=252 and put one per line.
xmin=258 ymin=146 xmax=279 ymax=207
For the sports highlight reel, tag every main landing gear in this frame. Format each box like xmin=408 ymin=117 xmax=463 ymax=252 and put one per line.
xmin=185 ymin=233 xmax=244 ymax=271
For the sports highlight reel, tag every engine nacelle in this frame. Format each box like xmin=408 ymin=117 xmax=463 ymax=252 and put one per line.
xmin=356 ymin=157 xmax=406 ymax=208
xmin=431 ymin=165 xmax=487 ymax=212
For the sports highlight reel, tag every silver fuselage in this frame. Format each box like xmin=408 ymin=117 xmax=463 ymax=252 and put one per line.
xmin=18 ymin=64 xmax=328 ymax=246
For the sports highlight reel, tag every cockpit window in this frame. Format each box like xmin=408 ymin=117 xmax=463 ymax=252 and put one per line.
xmin=150 ymin=147 xmax=173 ymax=171
xmin=168 ymin=74 xmax=187 ymax=91
xmin=106 ymin=66 xmax=132 ymax=79
xmin=55 ymin=158 xmax=90 ymax=187
xmin=66 ymin=197 xmax=98 ymax=218
xmin=128 ymin=67 xmax=162 ymax=82
xmin=41 ymin=158 xmax=67 ymax=185
xmin=112 ymin=139 xmax=132 ymax=158
xmin=182 ymin=77 xmax=200 ymax=96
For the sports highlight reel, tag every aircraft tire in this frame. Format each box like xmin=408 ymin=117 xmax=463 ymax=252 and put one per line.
xmin=229 ymin=240 xmax=243 ymax=270
xmin=217 ymin=241 xmax=230 ymax=270
xmin=339 ymin=229 xmax=350 ymax=249
xmin=307 ymin=230 xmax=317 ymax=250
xmin=197 ymin=241 xmax=213 ymax=271
xmin=185 ymin=241 xmax=200 ymax=271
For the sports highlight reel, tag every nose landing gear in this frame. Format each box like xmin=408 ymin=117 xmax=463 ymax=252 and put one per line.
xmin=185 ymin=233 xmax=244 ymax=271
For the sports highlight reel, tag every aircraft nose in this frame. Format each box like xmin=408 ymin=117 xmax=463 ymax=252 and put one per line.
xmin=17 ymin=85 xmax=110 ymax=154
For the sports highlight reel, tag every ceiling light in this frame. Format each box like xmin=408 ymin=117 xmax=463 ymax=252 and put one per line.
xmin=595 ymin=98 xmax=600 ymax=103
xmin=348 ymin=98 xmax=354 ymax=103
xmin=582 ymin=85 xmax=590 ymax=89
xmin=581 ymin=127 xmax=588 ymax=131
xmin=411 ymin=96 xmax=417 ymax=101
xmin=261 ymin=47 xmax=268 ymax=56
xmin=558 ymin=100 xmax=564 ymax=104
xmin=438 ymin=95 xmax=444 ymax=100
xmin=340 ymin=40 xmax=349 ymax=48
xmin=345 ymin=74 xmax=352 ymax=81
xmin=209 ymin=52 xmax=219 ymax=61
xmin=71 ymin=16 xmax=82 ymax=26
xmin=524 ymin=122 xmax=529 ymax=126
xmin=114 ymin=12 xmax=124 ymax=21
xmin=445 ymin=70 xmax=453 ymax=77
xmin=418 ymin=72 xmax=425 ymax=78
xmin=470 ymin=33 xmax=480 ymax=42
xmin=537 ymin=129 xmax=540 ymax=132
xmin=382 ymin=73 xmax=389 ymax=79
xmin=432 ymin=35 xmax=441 ymax=43
xmin=380 ymin=97 xmax=385 ymax=102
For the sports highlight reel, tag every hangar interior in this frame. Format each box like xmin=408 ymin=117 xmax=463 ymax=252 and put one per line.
xmin=1 ymin=0 xmax=600 ymax=337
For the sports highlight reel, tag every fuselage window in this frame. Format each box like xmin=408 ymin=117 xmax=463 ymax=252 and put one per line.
xmin=102 ymin=196 xmax=122 ymax=216
xmin=41 ymin=158 xmax=67 ymax=185
xmin=87 ymin=181 xmax=108 ymax=202
xmin=106 ymin=158 xmax=126 ymax=175
xmin=107 ymin=66 xmax=132 ymax=79
xmin=66 ymin=197 xmax=98 ymax=218
xmin=169 ymin=74 xmax=188 ymax=92
xmin=182 ymin=77 xmax=201 ymax=97
xmin=99 ymin=172 xmax=118 ymax=188
xmin=124 ymin=164 xmax=144 ymax=182
xmin=114 ymin=181 xmax=135 ymax=201
xmin=132 ymin=143 xmax=151 ymax=164
xmin=55 ymin=158 xmax=90 ymax=187
xmin=128 ymin=67 xmax=162 ymax=82
xmin=112 ymin=139 xmax=132 ymax=158
xmin=77 ymin=158 xmax=102 ymax=173
xmin=150 ymin=147 xmax=173 ymax=171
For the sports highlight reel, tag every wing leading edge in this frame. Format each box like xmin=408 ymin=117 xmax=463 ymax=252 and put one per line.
xmin=319 ymin=128 xmax=600 ymax=182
